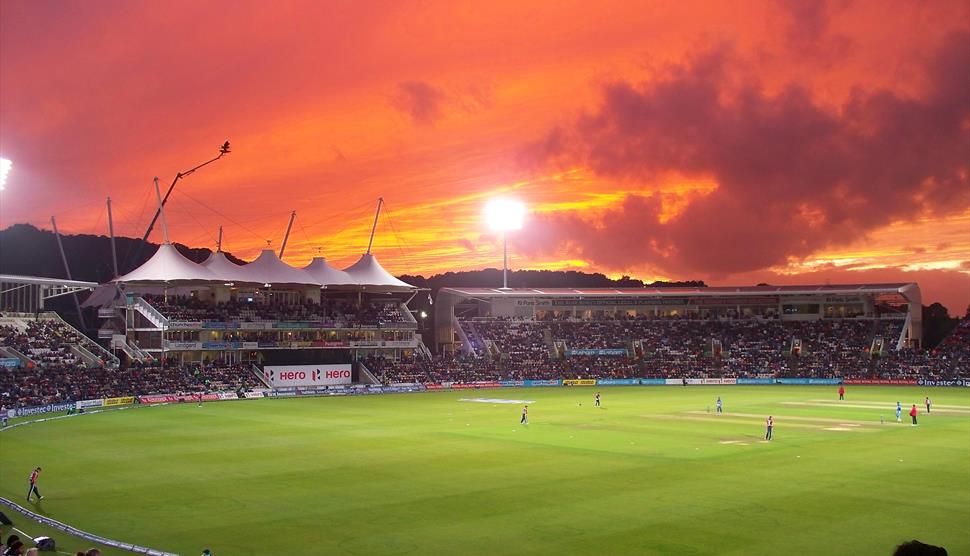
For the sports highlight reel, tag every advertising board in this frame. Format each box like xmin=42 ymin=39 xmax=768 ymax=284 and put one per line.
xmin=917 ymin=379 xmax=969 ymax=387
xmin=75 ymin=399 xmax=104 ymax=410
xmin=562 ymin=379 xmax=596 ymax=386
xmin=262 ymin=364 xmax=353 ymax=387
xmin=524 ymin=379 xmax=561 ymax=387
xmin=595 ymin=378 xmax=638 ymax=385
xmin=11 ymin=402 xmax=75 ymax=417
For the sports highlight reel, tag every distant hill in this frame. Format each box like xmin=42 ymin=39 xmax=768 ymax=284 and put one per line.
xmin=0 ymin=223 xmax=245 ymax=283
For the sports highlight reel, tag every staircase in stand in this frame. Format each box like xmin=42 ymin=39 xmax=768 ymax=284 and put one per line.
xmin=132 ymin=297 xmax=169 ymax=329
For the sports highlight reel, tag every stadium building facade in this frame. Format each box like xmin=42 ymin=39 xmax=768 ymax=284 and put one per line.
xmin=87 ymin=243 xmax=422 ymax=382
xmin=434 ymin=284 xmax=923 ymax=356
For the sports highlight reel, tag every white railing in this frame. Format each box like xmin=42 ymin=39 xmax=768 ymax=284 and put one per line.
xmin=44 ymin=312 xmax=120 ymax=368
xmin=896 ymin=312 xmax=911 ymax=350
xmin=357 ymin=362 xmax=382 ymax=385
xmin=454 ymin=315 xmax=476 ymax=356
xmin=118 ymin=340 xmax=151 ymax=363
xmin=0 ymin=346 xmax=33 ymax=367
xmin=70 ymin=344 xmax=102 ymax=367
xmin=132 ymin=297 xmax=168 ymax=329
xmin=251 ymin=363 xmax=270 ymax=387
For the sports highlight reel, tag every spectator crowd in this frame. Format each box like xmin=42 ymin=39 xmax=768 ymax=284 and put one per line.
xmin=144 ymin=295 xmax=410 ymax=327
xmin=371 ymin=316 xmax=969 ymax=384
xmin=2 ymin=313 xmax=967 ymax=408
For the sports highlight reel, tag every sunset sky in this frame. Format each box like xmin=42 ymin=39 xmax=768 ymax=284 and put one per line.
xmin=1 ymin=1 xmax=968 ymax=310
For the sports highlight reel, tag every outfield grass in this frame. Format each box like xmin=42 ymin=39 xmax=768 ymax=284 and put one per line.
xmin=0 ymin=386 xmax=968 ymax=556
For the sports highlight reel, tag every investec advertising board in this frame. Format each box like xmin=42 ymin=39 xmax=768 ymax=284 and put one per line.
xmin=262 ymin=364 xmax=353 ymax=387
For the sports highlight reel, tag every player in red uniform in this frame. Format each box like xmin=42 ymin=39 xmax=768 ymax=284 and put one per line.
xmin=838 ymin=385 xmax=845 ymax=401
xmin=909 ymin=404 xmax=918 ymax=426
xmin=27 ymin=467 xmax=42 ymax=502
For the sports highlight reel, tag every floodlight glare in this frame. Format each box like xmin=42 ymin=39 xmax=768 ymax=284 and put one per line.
xmin=484 ymin=198 xmax=526 ymax=289
xmin=0 ymin=158 xmax=11 ymax=191
xmin=485 ymin=199 xmax=525 ymax=231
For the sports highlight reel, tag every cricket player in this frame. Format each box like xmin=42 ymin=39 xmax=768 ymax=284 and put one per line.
xmin=520 ymin=405 xmax=528 ymax=425
xmin=895 ymin=401 xmax=902 ymax=422
xmin=838 ymin=385 xmax=845 ymax=401
xmin=909 ymin=404 xmax=918 ymax=426
xmin=594 ymin=392 xmax=601 ymax=407
xmin=925 ymin=397 xmax=931 ymax=414
xmin=27 ymin=467 xmax=42 ymax=502
xmin=716 ymin=397 xmax=723 ymax=413
xmin=765 ymin=416 xmax=773 ymax=440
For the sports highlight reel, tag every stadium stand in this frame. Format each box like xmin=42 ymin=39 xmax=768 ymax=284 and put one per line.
xmin=0 ymin=308 xmax=967 ymax=408
xmin=143 ymin=295 xmax=410 ymax=326
xmin=372 ymin=315 xmax=970 ymax=385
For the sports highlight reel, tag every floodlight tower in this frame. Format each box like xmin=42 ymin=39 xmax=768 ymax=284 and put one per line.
xmin=485 ymin=199 xmax=525 ymax=290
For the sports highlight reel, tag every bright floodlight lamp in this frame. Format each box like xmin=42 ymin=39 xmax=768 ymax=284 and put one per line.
xmin=485 ymin=199 xmax=526 ymax=289
xmin=0 ymin=158 xmax=11 ymax=191
xmin=485 ymin=199 xmax=525 ymax=232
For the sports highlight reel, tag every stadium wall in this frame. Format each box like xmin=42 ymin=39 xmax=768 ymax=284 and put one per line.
xmin=9 ymin=376 xmax=969 ymax=420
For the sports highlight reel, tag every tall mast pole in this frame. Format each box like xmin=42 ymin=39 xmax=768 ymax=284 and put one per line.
xmin=106 ymin=197 xmax=119 ymax=278
xmin=153 ymin=177 xmax=171 ymax=244
xmin=503 ymin=231 xmax=508 ymax=289
xmin=51 ymin=216 xmax=87 ymax=330
xmin=279 ymin=211 xmax=296 ymax=260
xmin=216 ymin=225 xmax=223 ymax=253
xmin=124 ymin=141 xmax=230 ymax=272
xmin=366 ymin=197 xmax=383 ymax=255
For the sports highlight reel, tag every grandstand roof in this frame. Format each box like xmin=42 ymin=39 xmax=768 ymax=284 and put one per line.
xmin=111 ymin=245 xmax=415 ymax=291
xmin=0 ymin=274 xmax=98 ymax=288
xmin=114 ymin=243 xmax=217 ymax=284
xmin=343 ymin=254 xmax=416 ymax=291
xmin=440 ymin=284 xmax=917 ymax=298
xmin=202 ymin=251 xmax=257 ymax=284
xmin=236 ymin=249 xmax=314 ymax=285
xmin=303 ymin=257 xmax=355 ymax=287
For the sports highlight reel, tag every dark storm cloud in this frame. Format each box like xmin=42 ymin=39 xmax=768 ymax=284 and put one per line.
xmin=518 ymin=32 xmax=970 ymax=277
xmin=392 ymin=81 xmax=448 ymax=125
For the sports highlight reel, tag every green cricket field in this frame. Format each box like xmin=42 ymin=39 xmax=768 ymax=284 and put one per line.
xmin=1 ymin=385 xmax=968 ymax=555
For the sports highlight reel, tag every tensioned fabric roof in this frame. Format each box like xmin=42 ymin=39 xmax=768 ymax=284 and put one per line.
xmin=238 ymin=249 xmax=315 ymax=285
xmin=303 ymin=257 xmax=356 ymax=287
xmin=114 ymin=244 xmax=217 ymax=284
xmin=113 ymin=246 xmax=415 ymax=290
xmin=342 ymin=253 xmax=415 ymax=291
xmin=203 ymin=250 xmax=261 ymax=284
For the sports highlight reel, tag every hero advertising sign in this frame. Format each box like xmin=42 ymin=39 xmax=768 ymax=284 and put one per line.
xmin=263 ymin=364 xmax=353 ymax=387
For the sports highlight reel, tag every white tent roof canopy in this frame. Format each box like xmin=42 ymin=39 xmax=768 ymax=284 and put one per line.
xmin=343 ymin=253 xmax=415 ymax=290
xmin=203 ymin=251 xmax=260 ymax=284
xmin=114 ymin=243 xmax=217 ymax=284
xmin=238 ymin=249 xmax=315 ymax=285
xmin=113 ymin=244 xmax=415 ymax=290
xmin=303 ymin=257 xmax=356 ymax=287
